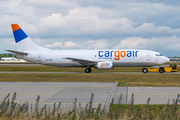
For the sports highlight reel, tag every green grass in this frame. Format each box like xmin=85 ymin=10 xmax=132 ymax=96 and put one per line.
xmin=1 ymin=93 xmax=180 ymax=120
xmin=112 ymin=104 xmax=170 ymax=110
xmin=0 ymin=73 xmax=179 ymax=87
xmin=117 ymin=82 xmax=126 ymax=86
xmin=0 ymin=65 xmax=179 ymax=87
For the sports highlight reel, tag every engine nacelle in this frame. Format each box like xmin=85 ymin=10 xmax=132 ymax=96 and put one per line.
xmin=96 ymin=61 xmax=114 ymax=70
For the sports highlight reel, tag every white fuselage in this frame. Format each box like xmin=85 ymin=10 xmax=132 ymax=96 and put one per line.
xmin=17 ymin=49 xmax=169 ymax=67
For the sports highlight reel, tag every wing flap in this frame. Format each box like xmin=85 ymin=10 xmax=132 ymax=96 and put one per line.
xmin=64 ymin=57 xmax=97 ymax=66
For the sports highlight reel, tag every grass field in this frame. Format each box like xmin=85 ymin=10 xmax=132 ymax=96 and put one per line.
xmin=0 ymin=65 xmax=179 ymax=87
xmin=0 ymin=73 xmax=180 ymax=87
xmin=0 ymin=93 xmax=180 ymax=119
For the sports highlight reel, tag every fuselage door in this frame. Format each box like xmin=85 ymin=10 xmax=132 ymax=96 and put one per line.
xmin=38 ymin=53 xmax=42 ymax=62
xmin=156 ymin=57 xmax=158 ymax=63
xmin=146 ymin=52 xmax=151 ymax=61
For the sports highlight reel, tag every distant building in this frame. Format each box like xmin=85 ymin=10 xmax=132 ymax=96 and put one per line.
xmin=1 ymin=57 xmax=18 ymax=61
xmin=169 ymin=58 xmax=180 ymax=62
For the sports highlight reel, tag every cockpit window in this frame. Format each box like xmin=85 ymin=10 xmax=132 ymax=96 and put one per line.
xmin=156 ymin=54 xmax=163 ymax=56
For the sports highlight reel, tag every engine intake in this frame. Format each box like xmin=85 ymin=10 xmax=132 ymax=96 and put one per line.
xmin=96 ymin=61 xmax=114 ymax=70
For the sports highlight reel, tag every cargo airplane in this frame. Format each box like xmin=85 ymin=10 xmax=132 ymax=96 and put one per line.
xmin=6 ymin=24 xmax=169 ymax=73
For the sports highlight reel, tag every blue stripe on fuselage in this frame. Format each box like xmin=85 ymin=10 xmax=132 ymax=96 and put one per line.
xmin=13 ymin=29 xmax=28 ymax=43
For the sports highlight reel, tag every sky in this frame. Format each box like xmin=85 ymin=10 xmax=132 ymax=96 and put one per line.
xmin=1 ymin=0 xmax=180 ymax=57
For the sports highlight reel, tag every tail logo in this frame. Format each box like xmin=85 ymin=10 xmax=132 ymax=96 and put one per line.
xmin=11 ymin=24 xmax=28 ymax=43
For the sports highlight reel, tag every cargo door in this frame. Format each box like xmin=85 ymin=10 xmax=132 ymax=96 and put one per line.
xmin=38 ymin=53 xmax=42 ymax=62
xmin=146 ymin=52 xmax=151 ymax=61
xmin=156 ymin=57 xmax=158 ymax=62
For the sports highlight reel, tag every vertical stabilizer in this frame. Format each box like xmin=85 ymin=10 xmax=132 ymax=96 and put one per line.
xmin=11 ymin=24 xmax=49 ymax=51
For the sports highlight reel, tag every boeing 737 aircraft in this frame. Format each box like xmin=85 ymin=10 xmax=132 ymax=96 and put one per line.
xmin=6 ymin=24 xmax=169 ymax=73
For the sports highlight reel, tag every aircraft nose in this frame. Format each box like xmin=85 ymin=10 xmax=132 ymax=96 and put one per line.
xmin=159 ymin=56 xmax=170 ymax=65
xmin=165 ymin=57 xmax=170 ymax=63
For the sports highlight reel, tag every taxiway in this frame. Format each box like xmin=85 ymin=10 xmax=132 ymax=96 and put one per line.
xmin=0 ymin=82 xmax=179 ymax=109
xmin=0 ymin=72 xmax=180 ymax=74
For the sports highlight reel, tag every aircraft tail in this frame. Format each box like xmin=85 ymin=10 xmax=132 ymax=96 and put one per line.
xmin=11 ymin=24 xmax=49 ymax=51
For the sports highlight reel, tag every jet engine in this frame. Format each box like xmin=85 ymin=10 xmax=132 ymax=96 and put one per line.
xmin=95 ymin=61 xmax=114 ymax=70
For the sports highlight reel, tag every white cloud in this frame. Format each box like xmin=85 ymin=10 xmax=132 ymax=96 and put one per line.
xmin=25 ymin=0 xmax=73 ymax=7
xmin=45 ymin=41 xmax=79 ymax=49
xmin=34 ymin=38 xmax=42 ymax=44
xmin=39 ymin=13 xmax=65 ymax=28
xmin=114 ymin=35 xmax=180 ymax=51
xmin=37 ymin=8 xmax=135 ymax=35
xmin=45 ymin=42 xmax=63 ymax=48
xmin=40 ymin=36 xmax=180 ymax=52
xmin=84 ymin=39 xmax=108 ymax=49
xmin=10 ymin=42 xmax=16 ymax=46
xmin=1 ymin=1 xmax=180 ymax=38
xmin=135 ymin=23 xmax=177 ymax=33
xmin=32 ymin=5 xmax=180 ymax=38
xmin=64 ymin=41 xmax=79 ymax=48
xmin=44 ymin=39 xmax=108 ymax=49
xmin=114 ymin=37 xmax=148 ymax=49
xmin=1 ymin=0 xmax=180 ymax=56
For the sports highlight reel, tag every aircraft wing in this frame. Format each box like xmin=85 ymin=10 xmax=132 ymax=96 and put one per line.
xmin=5 ymin=50 xmax=28 ymax=55
xmin=64 ymin=57 xmax=97 ymax=66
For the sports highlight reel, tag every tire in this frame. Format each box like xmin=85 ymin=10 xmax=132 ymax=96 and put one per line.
xmin=159 ymin=67 xmax=164 ymax=73
xmin=85 ymin=68 xmax=91 ymax=73
xmin=142 ymin=68 xmax=148 ymax=73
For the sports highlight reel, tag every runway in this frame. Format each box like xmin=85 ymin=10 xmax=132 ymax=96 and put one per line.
xmin=0 ymin=82 xmax=179 ymax=109
xmin=0 ymin=71 xmax=180 ymax=74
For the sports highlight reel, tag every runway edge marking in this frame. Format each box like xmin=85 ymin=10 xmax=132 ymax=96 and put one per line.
xmin=105 ymin=82 xmax=118 ymax=110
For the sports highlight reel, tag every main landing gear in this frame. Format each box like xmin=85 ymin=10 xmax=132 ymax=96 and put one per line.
xmin=85 ymin=67 xmax=91 ymax=73
xmin=142 ymin=68 xmax=148 ymax=73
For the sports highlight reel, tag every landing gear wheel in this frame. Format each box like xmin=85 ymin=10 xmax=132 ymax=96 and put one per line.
xmin=159 ymin=67 xmax=164 ymax=73
xmin=142 ymin=68 xmax=148 ymax=73
xmin=85 ymin=68 xmax=91 ymax=73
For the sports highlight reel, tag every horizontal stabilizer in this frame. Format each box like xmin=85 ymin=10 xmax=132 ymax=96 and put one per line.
xmin=5 ymin=50 xmax=28 ymax=55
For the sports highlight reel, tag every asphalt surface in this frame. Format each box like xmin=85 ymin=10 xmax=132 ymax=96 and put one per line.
xmin=0 ymin=82 xmax=117 ymax=109
xmin=0 ymin=82 xmax=180 ymax=110
xmin=0 ymin=71 xmax=180 ymax=74
xmin=114 ymin=87 xmax=180 ymax=104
